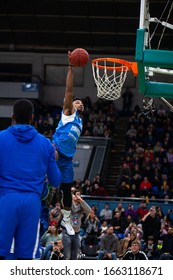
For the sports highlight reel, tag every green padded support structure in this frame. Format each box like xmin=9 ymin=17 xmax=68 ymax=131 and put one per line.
xmin=145 ymin=82 xmax=173 ymax=98
xmin=135 ymin=29 xmax=146 ymax=94
xmin=135 ymin=29 xmax=145 ymax=61
xmin=137 ymin=61 xmax=146 ymax=94
xmin=143 ymin=49 xmax=173 ymax=68
xmin=135 ymin=28 xmax=173 ymax=98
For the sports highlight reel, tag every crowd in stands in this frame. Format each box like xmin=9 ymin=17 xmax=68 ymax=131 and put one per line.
xmin=40 ymin=182 xmax=173 ymax=260
xmin=31 ymin=98 xmax=173 ymax=260
xmin=114 ymin=104 xmax=173 ymax=200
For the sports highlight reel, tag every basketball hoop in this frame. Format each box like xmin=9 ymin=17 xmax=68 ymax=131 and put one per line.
xmin=92 ymin=58 xmax=138 ymax=101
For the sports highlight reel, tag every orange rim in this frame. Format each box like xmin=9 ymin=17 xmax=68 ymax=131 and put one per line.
xmin=92 ymin=58 xmax=138 ymax=76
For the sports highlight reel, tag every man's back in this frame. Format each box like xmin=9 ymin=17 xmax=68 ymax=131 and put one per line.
xmin=0 ymin=125 xmax=61 ymax=195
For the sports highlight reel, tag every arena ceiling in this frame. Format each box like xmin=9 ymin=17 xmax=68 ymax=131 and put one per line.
xmin=0 ymin=0 xmax=172 ymax=56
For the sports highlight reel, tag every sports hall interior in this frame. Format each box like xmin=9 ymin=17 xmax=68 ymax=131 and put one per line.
xmin=0 ymin=1 xmax=173 ymax=258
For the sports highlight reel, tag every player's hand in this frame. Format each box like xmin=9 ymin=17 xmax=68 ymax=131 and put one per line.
xmin=68 ymin=51 xmax=72 ymax=66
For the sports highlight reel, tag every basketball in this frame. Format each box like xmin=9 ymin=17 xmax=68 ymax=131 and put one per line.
xmin=70 ymin=48 xmax=89 ymax=67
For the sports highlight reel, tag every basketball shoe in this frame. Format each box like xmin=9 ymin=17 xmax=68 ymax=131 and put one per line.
xmin=60 ymin=209 xmax=75 ymax=235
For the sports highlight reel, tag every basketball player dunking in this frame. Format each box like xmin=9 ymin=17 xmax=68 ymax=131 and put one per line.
xmin=52 ymin=52 xmax=84 ymax=234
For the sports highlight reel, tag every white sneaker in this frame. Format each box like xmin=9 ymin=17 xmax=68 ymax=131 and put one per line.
xmin=61 ymin=218 xmax=75 ymax=235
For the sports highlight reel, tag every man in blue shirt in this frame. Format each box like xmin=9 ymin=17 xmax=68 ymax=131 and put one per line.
xmin=0 ymin=99 xmax=62 ymax=259
xmin=52 ymin=53 xmax=84 ymax=234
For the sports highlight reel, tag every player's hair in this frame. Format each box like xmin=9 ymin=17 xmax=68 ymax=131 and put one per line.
xmin=73 ymin=97 xmax=82 ymax=102
xmin=13 ymin=99 xmax=34 ymax=124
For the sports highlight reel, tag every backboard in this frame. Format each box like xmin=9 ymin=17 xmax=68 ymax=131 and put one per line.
xmin=135 ymin=0 xmax=173 ymax=100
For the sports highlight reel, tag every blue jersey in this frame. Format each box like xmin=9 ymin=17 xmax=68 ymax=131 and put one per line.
xmin=52 ymin=110 xmax=83 ymax=158
xmin=0 ymin=124 xmax=62 ymax=196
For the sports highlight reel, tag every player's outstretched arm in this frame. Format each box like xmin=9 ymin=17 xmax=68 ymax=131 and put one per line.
xmin=63 ymin=52 xmax=74 ymax=116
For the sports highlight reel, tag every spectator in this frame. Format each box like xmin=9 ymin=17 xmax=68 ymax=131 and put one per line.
xmin=48 ymin=210 xmax=60 ymax=227
xmin=81 ymin=179 xmax=92 ymax=195
xmin=99 ymin=220 xmax=108 ymax=237
xmin=116 ymin=163 xmax=132 ymax=186
xmin=139 ymin=176 xmax=152 ymax=197
xmin=124 ymin=214 xmax=135 ymax=228
xmin=136 ymin=201 xmax=149 ymax=222
xmin=144 ymin=131 xmax=156 ymax=148
xmin=117 ymin=181 xmax=131 ymax=197
xmin=157 ymin=104 xmax=166 ymax=117
xmin=118 ymin=231 xmax=138 ymax=259
xmin=122 ymin=87 xmax=133 ymax=114
xmin=158 ymin=221 xmax=168 ymax=240
xmin=90 ymin=182 xmax=109 ymax=197
xmin=143 ymin=235 xmax=159 ymax=260
xmin=159 ymin=185 xmax=172 ymax=199
xmin=162 ymin=156 xmax=170 ymax=176
xmin=83 ymin=211 xmax=100 ymax=245
xmin=141 ymin=206 xmax=161 ymax=243
xmin=73 ymin=178 xmax=82 ymax=192
xmin=122 ymin=240 xmax=148 ymax=260
xmin=152 ymin=156 xmax=162 ymax=171
xmin=92 ymin=174 xmax=103 ymax=186
xmin=156 ymin=206 xmax=164 ymax=221
xmin=125 ymin=203 xmax=137 ymax=221
xmin=114 ymin=203 xmax=125 ymax=215
xmin=131 ymin=173 xmax=142 ymax=189
xmin=166 ymin=148 xmax=173 ymax=165
xmin=42 ymin=239 xmax=64 ymax=260
xmin=124 ymin=222 xmax=143 ymax=241
xmin=99 ymin=203 xmax=113 ymax=224
xmin=159 ymin=174 xmax=172 ymax=198
xmin=136 ymin=223 xmax=144 ymax=240
xmin=48 ymin=187 xmax=60 ymax=209
xmin=153 ymin=141 xmax=162 ymax=156
xmin=97 ymin=225 xmax=118 ymax=260
xmin=62 ymin=188 xmax=91 ymax=260
xmin=90 ymin=204 xmax=99 ymax=216
xmin=50 ymin=239 xmax=64 ymax=260
xmin=159 ymin=225 xmax=173 ymax=260
xmin=40 ymin=225 xmax=61 ymax=248
xmin=166 ymin=209 xmax=173 ymax=225
xmin=111 ymin=211 xmax=126 ymax=239
xmin=130 ymin=183 xmax=140 ymax=197
xmin=49 ymin=202 xmax=62 ymax=226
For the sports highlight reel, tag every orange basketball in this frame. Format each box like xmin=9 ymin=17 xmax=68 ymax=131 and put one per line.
xmin=70 ymin=48 xmax=89 ymax=67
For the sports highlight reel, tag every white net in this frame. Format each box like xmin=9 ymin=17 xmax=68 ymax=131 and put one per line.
xmin=92 ymin=59 xmax=128 ymax=100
